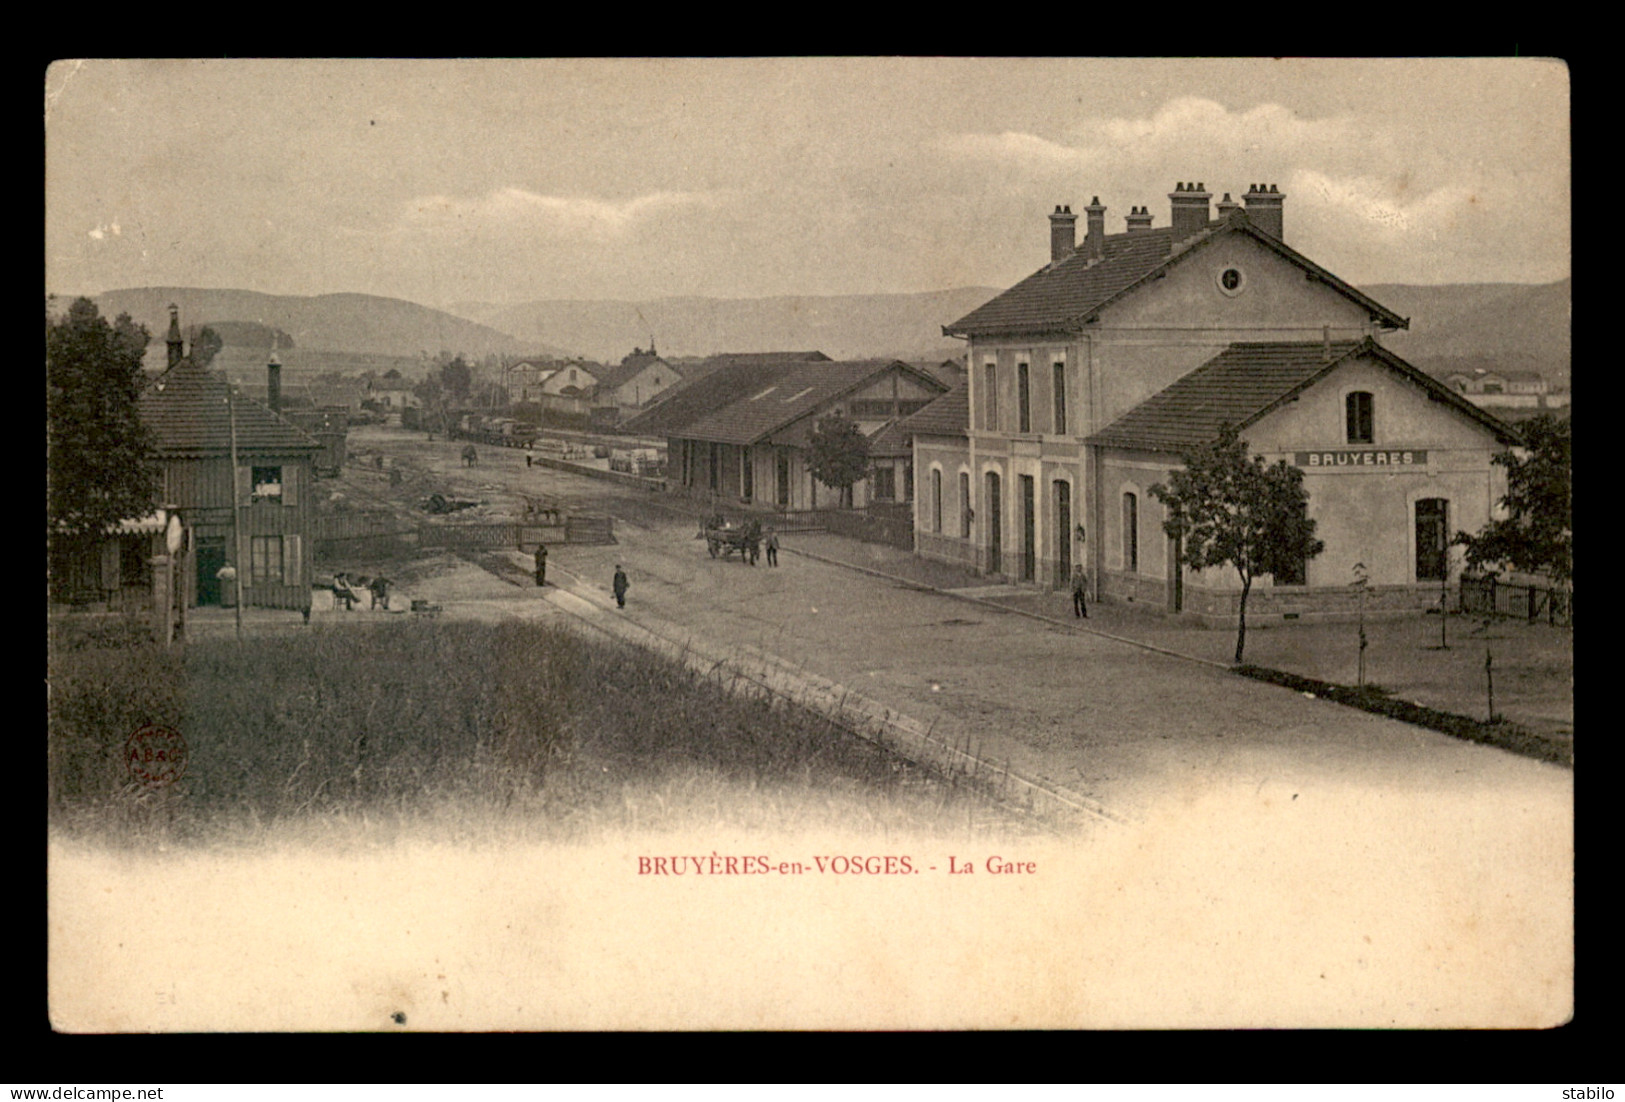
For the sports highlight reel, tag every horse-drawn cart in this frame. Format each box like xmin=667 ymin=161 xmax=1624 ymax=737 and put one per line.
xmin=700 ymin=515 xmax=762 ymax=563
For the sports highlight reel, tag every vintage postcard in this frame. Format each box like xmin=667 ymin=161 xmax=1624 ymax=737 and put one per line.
xmin=45 ymin=57 xmax=1572 ymax=1032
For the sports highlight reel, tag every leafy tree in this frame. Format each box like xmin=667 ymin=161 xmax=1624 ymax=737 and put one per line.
xmin=47 ymin=297 xmax=160 ymax=540
xmin=806 ymin=414 xmax=870 ymax=508
xmin=440 ymin=355 xmax=472 ymax=403
xmin=413 ymin=373 xmax=449 ymax=434
xmin=1151 ymin=424 xmax=1325 ymax=664
xmin=1454 ymin=415 xmax=1571 ymax=583
xmin=185 ymin=324 xmax=224 ymax=369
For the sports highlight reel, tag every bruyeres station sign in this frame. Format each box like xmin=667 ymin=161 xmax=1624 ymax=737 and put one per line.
xmin=1293 ymin=449 xmax=1428 ymax=470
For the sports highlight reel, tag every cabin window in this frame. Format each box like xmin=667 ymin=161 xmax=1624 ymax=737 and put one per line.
xmin=250 ymin=535 xmax=286 ymax=586
xmin=1122 ymin=492 xmax=1139 ymax=573
xmin=251 ymin=466 xmax=283 ymax=502
xmin=1345 ymin=392 xmax=1374 ymax=444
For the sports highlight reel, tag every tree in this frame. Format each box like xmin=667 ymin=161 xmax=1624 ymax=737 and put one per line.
xmin=185 ymin=324 xmax=224 ymax=369
xmin=47 ymin=297 xmax=160 ymax=540
xmin=1454 ymin=414 xmax=1571 ymax=582
xmin=1150 ymin=424 xmax=1325 ymax=664
xmin=805 ymin=413 xmax=870 ymax=508
xmin=440 ymin=355 xmax=472 ymax=402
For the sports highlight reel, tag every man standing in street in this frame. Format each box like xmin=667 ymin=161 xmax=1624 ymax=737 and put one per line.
xmin=613 ymin=565 xmax=629 ymax=608
xmin=1072 ymin=565 xmax=1089 ymax=619
xmin=764 ymin=526 xmax=779 ymax=567
xmin=534 ymin=543 xmax=547 ymax=588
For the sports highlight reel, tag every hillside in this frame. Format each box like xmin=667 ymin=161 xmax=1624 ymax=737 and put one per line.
xmin=93 ymin=287 xmax=528 ymax=365
xmin=1359 ymin=279 xmax=1571 ymax=384
xmin=82 ymin=279 xmax=1569 ymax=386
xmin=446 ymin=288 xmax=1003 ymax=362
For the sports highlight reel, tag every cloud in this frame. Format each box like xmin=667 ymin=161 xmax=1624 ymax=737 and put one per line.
xmin=941 ymin=96 xmax=1400 ymax=189
xmin=397 ymin=187 xmax=724 ymax=240
xmin=1291 ymin=170 xmax=1478 ymax=237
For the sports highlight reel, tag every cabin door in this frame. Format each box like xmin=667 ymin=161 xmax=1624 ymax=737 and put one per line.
xmin=196 ymin=537 xmax=226 ymax=606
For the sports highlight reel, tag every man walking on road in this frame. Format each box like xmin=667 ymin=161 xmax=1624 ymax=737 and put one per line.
xmin=613 ymin=565 xmax=629 ymax=608
xmin=765 ymin=527 xmax=779 ymax=567
xmin=1072 ymin=566 xmax=1089 ymax=619
xmin=534 ymin=543 xmax=548 ymax=587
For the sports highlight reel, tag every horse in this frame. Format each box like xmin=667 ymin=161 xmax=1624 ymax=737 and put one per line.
xmin=461 ymin=444 xmax=479 ymax=467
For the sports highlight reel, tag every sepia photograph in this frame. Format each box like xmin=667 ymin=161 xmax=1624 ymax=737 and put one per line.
xmin=45 ymin=57 xmax=1572 ymax=1032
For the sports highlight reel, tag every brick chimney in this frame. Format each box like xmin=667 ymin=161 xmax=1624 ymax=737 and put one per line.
xmin=1083 ymin=197 xmax=1107 ymax=261
xmin=1048 ymin=204 xmax=1077 ymax=263
xmin=1168 ymin=181 xmax=1212 ymax=242
xmin=166 ymin=303 xmax=184 ymax=369
xmin=1125 ymin=205 xmax=1153 ymax=232
xmin=1215 ymin=192 xmax=1241 ymax=218
xmin=1243 ymin=183 xmax=1285 ymax=240
xmin=267 ymin=351 xmax=282 ymax=414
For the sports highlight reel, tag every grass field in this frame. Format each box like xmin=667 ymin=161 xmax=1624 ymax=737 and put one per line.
xmin=47 ymin=617 xmax=1020 ymax=846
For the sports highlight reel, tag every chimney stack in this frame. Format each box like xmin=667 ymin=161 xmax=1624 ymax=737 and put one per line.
xmin=1125 ymin=205 xmax=1154 ymax=232
xmin=1243 ymin=183 xmax=1285 ymax=240
xmin=166 ymin=304 xmax=184 ymax=369
xmin=1048 ymin=204 xmax=1077 ymax=264
xmin=1215 ymin=192 xmax=1241 ymax=218
xmin=268 ymin=351 xmax=282 ymax=414
xmin=1168 ymin=181 xmax=1212 ymax=242
xmin=1083 ymin=197 xmax=1107 ymax=261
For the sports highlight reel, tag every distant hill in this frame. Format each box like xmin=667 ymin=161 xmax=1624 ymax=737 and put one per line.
xmin=444 ymin=288 xmax=1004 ymax=363
xmin=92 ymin=287 xmax=528 ymax=366
xmin=82 ymin=280 xmax=1569 ymax=388
xmin=1359 ymin=279 xmax=1571 ymax=385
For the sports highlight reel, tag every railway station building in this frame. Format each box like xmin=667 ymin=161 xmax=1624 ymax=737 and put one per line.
xmin=915 ymin=182 xmax=1522 ymax=620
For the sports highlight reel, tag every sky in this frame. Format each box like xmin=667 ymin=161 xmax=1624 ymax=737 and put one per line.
xmin=45 ymin=58 xmax=1570 ymax=308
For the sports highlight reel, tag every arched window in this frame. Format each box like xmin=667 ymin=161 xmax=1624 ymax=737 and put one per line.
xmin=932 ymin=469 xmax=943 ymax=533
xmin=1346 ymin=391 xmax=1374 ymax=444
xmin=959 ymin=472 xmax=971 ymax=538
xmin=1122 ymin=492 xmax=1139 ymax=573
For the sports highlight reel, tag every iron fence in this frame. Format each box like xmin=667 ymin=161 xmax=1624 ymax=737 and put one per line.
xmin=1458 ymin=574 xmax=1573 ymax=627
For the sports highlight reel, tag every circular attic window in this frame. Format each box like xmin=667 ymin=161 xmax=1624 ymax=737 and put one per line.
xmin=1217 ymin=267 xmax=1246 ymax=296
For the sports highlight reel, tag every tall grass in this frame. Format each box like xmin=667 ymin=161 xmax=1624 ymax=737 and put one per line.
xmin=48 ymin=618 xmax=997 ymax=843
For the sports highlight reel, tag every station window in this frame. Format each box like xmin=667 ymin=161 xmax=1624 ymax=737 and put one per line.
xmin=1346 ymin=391 xmax=1374 ymax=444
xmin=1122 ymin=492 xmax=1139 ymax=573
xmin=983 ymin=364 xmax=998 ymax=430
xmin=1017 ymin=363 xmax=1031 ymax=433
xmin=1053 ymin=362 xmax=1067 ymax=434
xmin=959 ymin=472 xmax=971 ymax=538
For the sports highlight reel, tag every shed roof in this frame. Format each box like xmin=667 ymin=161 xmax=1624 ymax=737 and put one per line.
xmin=890 ymin=380 xmax=970 ymax=440
xmin=944 ymin=211 xmax=1408 ymax=337
xmin=139 ymin=360 xmax=320 ymax=456
xmin=621 ymin=351 xmax=832 ymax=436
xmin=684 ymin=360 xmax=947 ymax=447
xmin=1085 ymin=337 xmax=1522 ymax=454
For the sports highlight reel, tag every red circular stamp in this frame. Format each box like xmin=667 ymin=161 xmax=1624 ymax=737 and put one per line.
xmin=125 ymin=724 xmax=188 ymax=787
